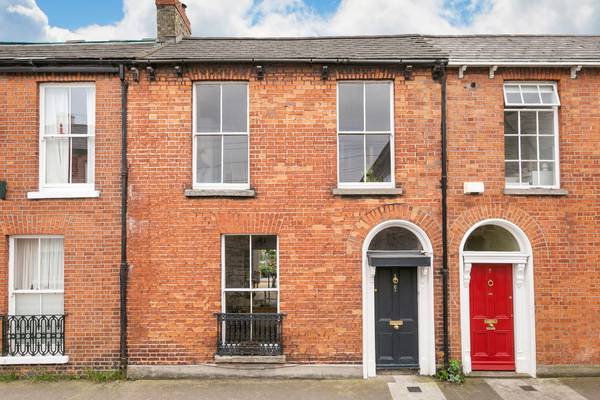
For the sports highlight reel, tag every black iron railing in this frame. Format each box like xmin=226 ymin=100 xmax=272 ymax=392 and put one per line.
xmin=1 ymin=315 xmax=65 ymax=357
xmin=216 ymin=313 xmax=284 ymax=356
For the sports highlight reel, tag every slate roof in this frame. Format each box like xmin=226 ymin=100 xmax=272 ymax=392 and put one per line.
xmin=1 ymin=35 xmax=600 ymax=65
xmin=0 ymin=40 xmax=158 ymax=62
xmin=145 ymin=35 xmax=445 ymax=61
xmin=425 ymin=35 xmax=600 ymax=64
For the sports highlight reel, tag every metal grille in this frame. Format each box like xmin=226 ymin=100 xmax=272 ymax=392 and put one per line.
xmin=1 ymin=315 xmax=65 ymax=357
xmin=216 ymin=313 xmax=284 ymax=356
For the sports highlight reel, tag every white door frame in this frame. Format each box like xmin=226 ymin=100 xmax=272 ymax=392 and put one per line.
xmin=362 ymin=220 xmax=436 ymax=378
xmin=459 ymin=219 xmax=536 ymax=377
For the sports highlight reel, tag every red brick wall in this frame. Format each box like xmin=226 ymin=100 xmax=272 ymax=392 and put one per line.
xmin=446 ymin=68 xmax=600 ymax=367
xmin=0 ymin=73 xmax=122 ymax=371
xmin=125 ymin=65 xmax=444 ymax=365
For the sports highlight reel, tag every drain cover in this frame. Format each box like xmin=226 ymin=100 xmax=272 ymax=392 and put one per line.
xmin=407 ymin=386 xmax=422 ymax=393
xmin=520 ymin=385 xmax=537 ymax=391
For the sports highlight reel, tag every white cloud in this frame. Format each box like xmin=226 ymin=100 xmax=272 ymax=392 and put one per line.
xmin=1 ymin=0 xmax=599 ymax=43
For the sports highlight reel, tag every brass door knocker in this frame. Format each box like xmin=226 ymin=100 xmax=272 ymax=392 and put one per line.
xmin=392 ymin=273 xmax=399 ymax=293
xmin=487 ymin=279 xmax=494 ymax=287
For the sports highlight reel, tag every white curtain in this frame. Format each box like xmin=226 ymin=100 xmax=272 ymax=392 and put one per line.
xmin=44 ymin=88 xmax=69 ymax=184
xmin=85 ymin=88 xmax=95 ymax=182
xmin=40 ymin=238 xmax=64 ymax=290
xmin=14 ymin=238 xmax=39 ymax=290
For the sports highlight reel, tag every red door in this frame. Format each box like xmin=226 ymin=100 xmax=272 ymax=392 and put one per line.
xmin=469 ymin=263 xmax=515 ymax=371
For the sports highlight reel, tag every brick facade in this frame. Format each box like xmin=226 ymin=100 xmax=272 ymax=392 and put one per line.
xmin=0 ymin=62 xmax=598 ymax=374
xmin=0 ymin=73 xmax=122 ymax=371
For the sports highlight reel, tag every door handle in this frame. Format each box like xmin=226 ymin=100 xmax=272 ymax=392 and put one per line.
xmin=484 ymin=319 xmax=498 ymax=330
xmin=389 ymin=320 xmax=404 ymax=330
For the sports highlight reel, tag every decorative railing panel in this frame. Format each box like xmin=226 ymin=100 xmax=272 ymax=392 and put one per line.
xmin=1 ymin=315 xmax=65 ymax=357
xmin=216 ymin=313 xmax=284 ymax=356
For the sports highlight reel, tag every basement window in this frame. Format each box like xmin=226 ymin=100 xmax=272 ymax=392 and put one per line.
xmin=504 ymin=82 xmax=560 ymax=189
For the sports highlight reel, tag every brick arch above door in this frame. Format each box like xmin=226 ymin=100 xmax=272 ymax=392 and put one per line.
xmin=448 ymin=204 xmax=550 ymax=262
xmin=346 ymin=203 xmax=441 ymax=258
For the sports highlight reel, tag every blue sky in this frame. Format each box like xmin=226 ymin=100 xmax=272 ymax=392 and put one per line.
xmin=2 ymin=0 xmax=600 ymax=43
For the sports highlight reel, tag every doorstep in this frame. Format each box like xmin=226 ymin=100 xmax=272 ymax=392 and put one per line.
xmin=214 ymin=355 xmax=286 ymax=364
xmin=468 ymin=371 xmax=531 ymax=379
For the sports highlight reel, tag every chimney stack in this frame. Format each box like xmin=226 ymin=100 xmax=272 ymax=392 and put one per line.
xmin=156 ymin=0 xmax=192 ymax=42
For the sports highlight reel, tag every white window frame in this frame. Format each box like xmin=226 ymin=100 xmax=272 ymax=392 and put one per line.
xmin=503 ymin=82 xmax=560 ymax=107
xmin=220 ymin=235 xmax=279 ymax=314
xmin=29 ymin=83 xmax=98 ymax=199
xmin=7 ymin=235 xmax=64 ymax=316
xmin=192 ymin=82 xmax=250 ymax=190
xmin=504 ymin=82 xmax=560 ymax=189
xmin=336 ymin=80 xmax=395 ymax=189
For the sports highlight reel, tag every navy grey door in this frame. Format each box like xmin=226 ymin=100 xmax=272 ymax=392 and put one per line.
xmin=375 ymin=267 xmax=419 ymax=368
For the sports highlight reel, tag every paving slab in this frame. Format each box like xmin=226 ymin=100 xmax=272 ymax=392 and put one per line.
xmin=388 ymin=375 xmax=447 ymax=400
xmin=0 ymin=378 xmax=393 ymax=400
xmin=439 ymin=378 xmax=503 ymax=400
xmin=485 ymin=378 xmax=589 ymax=400
xmin=560 ymin=377 xmax=600 ymax=400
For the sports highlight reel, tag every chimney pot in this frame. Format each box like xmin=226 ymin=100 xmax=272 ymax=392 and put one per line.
xmin=156 ymin=0 xmax=192 ymax=42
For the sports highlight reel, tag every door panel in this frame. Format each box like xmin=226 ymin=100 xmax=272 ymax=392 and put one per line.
xmin=375 ymin=267 xmax=418 ymax=368
xmin=470 ymin=263 xmax=515 ymax=371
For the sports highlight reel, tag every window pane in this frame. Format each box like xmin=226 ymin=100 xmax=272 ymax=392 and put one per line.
xmin=225 ymin=236 xmax=250 ymax=289
xmin=196 ymin=135 xmax=222 ymax=184
xmin=537 ymin=162 xmax=555 ymax=186
xmin=538 ymin=111 xmax=554 ymax=135
xmin=252 ymin=291 xmax=277 ymax=313
xmin=222 ymin=84 xmax=247 ymax=132
xmin=223 ymin=135 xmax=248 ymax=184
xmin=504 ymin=85 xmax=522 ymax=104
xmin=40 ymin=238 xmax=64 ymax=290
xmin=521 ymin=161 xmax=538 ymax=185
xmin=252 ymin=236 xmax=277 ymax=290
xmin=539 ymin=85 xmax=557 ymax=104
xmin=339 ymin=134 xmax=365 ymax=182
xmin=225 ymin=292 xmax=250 ymax=313
xmin=521 ymin=86 xmax=541 ymax=104
xmin=15 ymin=293 xmax=41 ymax=315
xmin=339 ymin=83 xmax=364 ymax=131
xmin=505 ymin=162 xmax=519 ymax=184
xmin=504 ymin=111 xmax=518 ymax=135
xmin=44 ymin=87 xmax=69 ymax=135
xmin=520 ymin=136 xmax=537 ymax=160
xmin=539 ymin=136 xmax=555 ymax=160
xmin=196 ymin=84 xmax=220 ymax=132
xmin=504 ymin=136 xmax=518 ymax=160
xmin=464 ymin=225 xmax=520 ymax=251
xmin=14 ymin=238 xmax=39 ymax=290
xmin=71 ymin=137 xmax=88 ymax=183
xmin=365 ymin=135 xmax=391 ymax=182
xmin=520 ymin=111 xmax=536 ymax=135
xmin=365 ymin=83 xmax=390 ymax=131
xmin=70 ymin=87 xmax=90 ymax=135
xmin=41 ymin=294 xmax=64 ymax=315
xmin=368 ymin=227 xmax=423 ymax=251
xmin=45 ymin=137 xmax=69 ymax=184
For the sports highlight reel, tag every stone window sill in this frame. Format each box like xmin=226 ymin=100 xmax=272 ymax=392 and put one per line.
xmin=27 ymin=190 xmax=100 ymax=200
xmin=185 ymin=188 xmax=256 ymax=198
xmin=504 ymin=188 xmax=568 ymax=196
xmin=0 ymin=355 xmax=69 ymax=365
xmin=214 ymin=355 xmax=286 ymax=364
xmin=332 ymin=187 xmax=403 ymax=196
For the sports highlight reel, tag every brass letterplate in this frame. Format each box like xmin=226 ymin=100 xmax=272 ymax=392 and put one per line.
xmin=484 ymin=319 xmax=498 ymax=330
xmin=389 ymin=320 xmax=404 ymax=330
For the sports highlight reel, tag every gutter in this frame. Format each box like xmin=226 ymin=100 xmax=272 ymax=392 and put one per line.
xmin=119 ymin=64 xmax=129 ymax=372
xmin=0 ymin=65 xmax=120 ymax=73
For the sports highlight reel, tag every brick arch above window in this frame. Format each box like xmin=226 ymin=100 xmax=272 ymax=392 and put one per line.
xmin=346 ymin=203 xmax=441 ymax=257
xmin=0 ymin=215 xmax=73 ymax=236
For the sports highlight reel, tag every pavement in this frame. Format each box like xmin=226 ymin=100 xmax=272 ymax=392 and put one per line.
xmin=0 ymin=376 xmax=598 ymax=399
